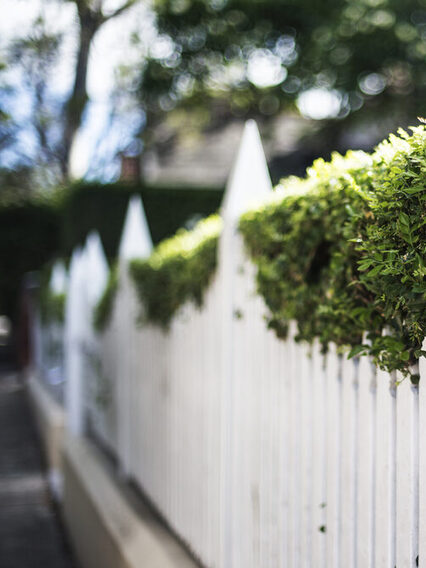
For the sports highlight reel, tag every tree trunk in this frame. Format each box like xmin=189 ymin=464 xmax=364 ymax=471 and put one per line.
xmin=61 ymin=0 xmax=138 ymax=179
xmin=62 ymin=10 xmax=100 ymax=178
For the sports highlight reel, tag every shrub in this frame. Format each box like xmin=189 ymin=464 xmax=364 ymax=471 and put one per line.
xmin=93 ymin=263 xmax=119 ymax=333
xmin=355 ymin=127 xmax=426 ymax=378
xmin=130 ymin=215 xmax=222 ymax=328
xmin=239 ymin=126 xmax=426 ymax=379
xmin=0 ymin=198 xmax=60 ymax=319
xmin=38 ymin=262 xmax=67 ymax=324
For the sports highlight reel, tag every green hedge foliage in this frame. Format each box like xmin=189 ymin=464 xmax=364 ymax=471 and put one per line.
xmin=38 ymin=262 xmax=67 ymax=324
xmin=129 ymin=215 xmax=222 ymax=329
xmin=40 ymin=290 xmax=66 ymax=324
xmin=0 ymin=199 xmax=60 ymax=319
xmin=239 ymin=126 xmax=426 ymax=380
xmin=93 ymin=263 xmax=119 ymax=333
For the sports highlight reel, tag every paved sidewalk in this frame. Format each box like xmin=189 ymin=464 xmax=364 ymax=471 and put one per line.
xmin=0 ymin=371 xmax=76 ymax=568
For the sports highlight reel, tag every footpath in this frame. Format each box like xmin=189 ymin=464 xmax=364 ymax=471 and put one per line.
xmin=0 ymin=369 xmax=76 ymax=568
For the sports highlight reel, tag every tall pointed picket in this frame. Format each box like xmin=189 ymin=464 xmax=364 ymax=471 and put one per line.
xmin=81 ymin=231 xmax=110 ymax=444
xmin=117 ymin=196 xmax=153 ymax=476
xmin=83 ymin=231 xmax=109 ymax=310
xmin=49 ymin=260 xmax=68 ymax=295
xmin=221 ymin=119 xmax=272 ymax=224
xmin=44 ymin=260 xmax=68 ymax=388
xmin=118 ymin=195 xmax=153 ymax=261
xmin=64 ymin=248 xmax=86 ymax=435
xmin=220 ymin=119 xmax=272 ymax=568
xmin=65 ymin=232 xmax=108 ymax=438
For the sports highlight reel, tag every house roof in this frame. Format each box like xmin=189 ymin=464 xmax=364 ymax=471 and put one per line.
xmin=141 ymin=110 xmax=395 ymax=187
xmin=142 ymin=113 xmax=314 ymax=187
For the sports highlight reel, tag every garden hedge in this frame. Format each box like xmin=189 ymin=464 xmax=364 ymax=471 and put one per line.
xmin=129 ymin=215 xmax=221 ymax=328
xmin=239 ymin=125 xmax=426 ymax=380
xmin=38 ymin=262 xmax=67 ymax=324
xmin=93 ymin=263 xmax=119 ymax=332
xmin=0 ymin=199 xmax=60 ymax=319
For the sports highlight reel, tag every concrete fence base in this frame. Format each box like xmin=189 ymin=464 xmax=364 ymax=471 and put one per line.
xmin=63 ymin=434 xmax=199 ymax=568
xmin=27 ymin=373 xmax=199 ymax=568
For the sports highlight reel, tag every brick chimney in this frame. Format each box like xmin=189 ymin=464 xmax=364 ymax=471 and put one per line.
xmin=119 ymin=154 xmax=141 ymax=182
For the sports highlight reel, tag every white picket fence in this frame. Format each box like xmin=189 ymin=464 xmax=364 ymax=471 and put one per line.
xmin=34 ymin=121 xmax=426 ymax=568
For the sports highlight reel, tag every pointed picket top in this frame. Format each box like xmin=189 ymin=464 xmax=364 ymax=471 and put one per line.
xmin=66 ymin=248 xmax=81 ymax=297
xmin=49 ymin=260 xmax=68 ymax=295
xmin=221 ymin=119 xmax=272 ymax=224
xmin=118 ymin=195 xmax=153 ymax=261
xmin=65 ymin=247 xmax=85 ymax=337
xmin=64 ymin=246 xmax=86 ymax=436
xmin=84 ymin=231 xmax=109 ymax=308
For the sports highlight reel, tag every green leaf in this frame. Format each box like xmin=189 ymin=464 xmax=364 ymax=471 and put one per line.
xmin=348 ymin=345 xmax=366 ymax=359
xmin=365 ymin=264 xmax=383 ymax=278
xmin=403 ymin=186 xmax=426 ymax=194
xmin=399 ymin=211 xmax=410 ymax=226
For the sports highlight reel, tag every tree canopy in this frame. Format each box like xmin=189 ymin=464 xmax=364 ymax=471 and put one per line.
xmin=139 ymin=0 xmax=426 ymax=146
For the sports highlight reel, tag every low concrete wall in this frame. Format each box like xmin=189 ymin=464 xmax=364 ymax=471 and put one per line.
xmin=63 ymin=435 xmax=200 ymax=568
xmin=27 ymin=373 xmax=65 ymax=497
xmin=27 ymin=373 xmax=201 ymax=568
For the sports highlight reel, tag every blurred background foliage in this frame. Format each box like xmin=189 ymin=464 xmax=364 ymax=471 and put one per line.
xmin=60 ymin=181 xmax=222 ymax=256
xmin=1 ymin=0 xmax=425 ymax=190
xmin=0 ymin=198 xmax=59 ymax=318
xmin=0 ymin=181 xmax=223 ymax=320
xmin=138 ymin=0 xmax=426 ymax=153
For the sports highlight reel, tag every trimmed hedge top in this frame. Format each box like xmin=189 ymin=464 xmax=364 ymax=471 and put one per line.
xmin=93 ymin=263 xmax=118 ymax=333
xmin=129 ymin=215 xmax=222 ymax=328
xmin=38 ymin=262 xmax=66 ymax=324
xmin=239 ymin=125 xmax=426 ymax=380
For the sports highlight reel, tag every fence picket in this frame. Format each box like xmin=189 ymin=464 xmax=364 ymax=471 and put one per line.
xmin=419 ymin=348 xmax=426 ymax=568
xmin=324 ymin=346 xmax=339 ymax=568
xmin=340 ymin=355 xmax=355 ymax=567
xmin=310 ymin=345 xmax=326 ymax=567
xmin=396 ymin=373 xmax=412 ymax=567
xmin=356 ymin=355 xmax=373 ymax=568
xmin=411 ymin=379 xmax=420 ymax=568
